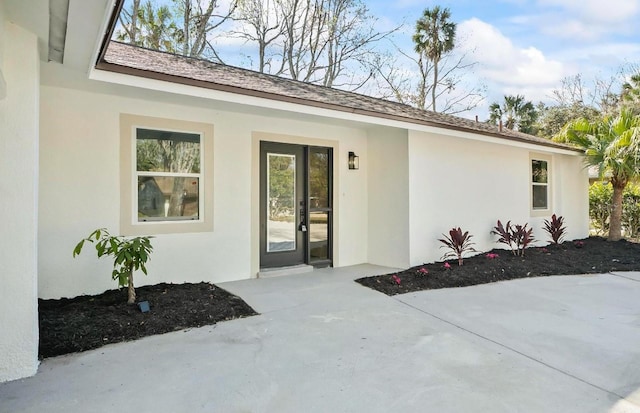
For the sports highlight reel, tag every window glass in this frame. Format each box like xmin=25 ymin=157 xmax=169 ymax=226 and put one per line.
xmin=136 ymin=128 xmax=202 ymax=222
xmin=532 ymin=160 xmax=548 ymax=183
xmin=531 ymin=159 xmax=549 ymax=210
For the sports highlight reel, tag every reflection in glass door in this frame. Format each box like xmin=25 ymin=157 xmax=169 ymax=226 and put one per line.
xmin=266 ymin=153 xmax=296 ymax=252
xmin=308 ymin=147 xmax=332 ymax=265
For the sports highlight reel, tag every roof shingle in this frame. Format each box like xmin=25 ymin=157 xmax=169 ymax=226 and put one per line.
xmin=100 ymin=41 xmax=578 ymax=152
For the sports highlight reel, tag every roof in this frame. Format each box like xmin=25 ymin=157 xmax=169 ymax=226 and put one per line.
xmin=98 ymin=41 xmax=579 ymax=153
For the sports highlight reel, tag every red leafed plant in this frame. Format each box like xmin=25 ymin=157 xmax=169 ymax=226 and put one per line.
xmin=491 ymin=220 xmax=535 ymax=257
xmin=438 ymin=227 xmax=477 ymax=266
xmin=543 ymin=214 xmax=566 ymax=244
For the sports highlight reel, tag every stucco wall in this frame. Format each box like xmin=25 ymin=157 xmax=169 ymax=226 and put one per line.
xmin=367 ymin=127 xmax=410 ymax=269
xmin=39 ymin=85 xmax=369 ymax=299
xmin=407 ymin=130 xmax=589 ymax=266
xmin=0 ymin=22 xmax=40 ymax=382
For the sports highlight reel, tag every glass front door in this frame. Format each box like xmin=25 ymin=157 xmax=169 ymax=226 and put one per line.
xmin=260 ymin=142 xmax=332 ymax=269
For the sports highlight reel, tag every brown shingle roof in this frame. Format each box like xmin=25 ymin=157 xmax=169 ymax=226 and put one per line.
xmin=99 ymin=41 xmax=578 ymax=152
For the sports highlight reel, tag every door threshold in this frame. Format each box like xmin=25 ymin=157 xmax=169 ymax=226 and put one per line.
xmin=258 ymin=264 xmax=314 ymax=278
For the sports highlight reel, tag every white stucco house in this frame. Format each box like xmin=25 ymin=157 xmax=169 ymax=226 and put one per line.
xmin=0 ymin=0 xmax=589 ymax=382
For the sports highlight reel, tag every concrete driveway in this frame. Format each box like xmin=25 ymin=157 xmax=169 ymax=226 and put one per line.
xmin=1 ymin=266 xmax=640 ymax=412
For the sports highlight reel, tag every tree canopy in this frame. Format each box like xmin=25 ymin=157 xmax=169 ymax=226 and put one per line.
xmin=554 ymin=109 xmax=640 ymax=241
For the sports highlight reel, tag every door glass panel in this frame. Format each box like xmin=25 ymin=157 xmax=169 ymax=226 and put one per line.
xmin=309 ymin=148 xmax=330 ymax=209
xmin=267 ymin=153 xmax=296 ymax=252
xmin=310 ymin=212 xmax=329 ymax=261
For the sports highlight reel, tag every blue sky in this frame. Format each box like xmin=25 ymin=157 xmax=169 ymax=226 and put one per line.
xmin=361 ymin=0 xmax=640 ymax=116
xmin=126 ymin=0 xmax=640 ymax=117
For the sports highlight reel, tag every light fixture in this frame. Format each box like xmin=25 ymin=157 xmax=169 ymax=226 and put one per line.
xmin=348 ymin=151 xmax=359 ymax=170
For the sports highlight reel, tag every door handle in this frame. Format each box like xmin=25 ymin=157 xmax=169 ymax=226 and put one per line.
xmin=298 ymin=200 xmax=307 ymax=232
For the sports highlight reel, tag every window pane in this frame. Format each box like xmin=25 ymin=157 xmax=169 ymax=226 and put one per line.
xmin=533 ymin=184 xmax=548 ymax=209
xmin=267 ymin=154 xmax=296 ymax=252
xmin=136 ymin=129 xmax=201 ymax=173
xmin=532 ymin=160 xmax=548 ymax=183
xmin=138 ymin=176 xmax=199 ymax=220
xmin=309 ymin=149 xmax=330 ymax=209
xmin=310 ymin=212 xmax=329 ymax=261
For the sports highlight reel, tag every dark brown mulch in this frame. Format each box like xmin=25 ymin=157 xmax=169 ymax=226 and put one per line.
xmin=39 ymin=282 xmax=258 ymax=358
xmin=356 ymin=237 xmax=640 ymax=296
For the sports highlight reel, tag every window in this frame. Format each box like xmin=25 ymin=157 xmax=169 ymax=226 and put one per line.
xmin=120 ymin=114 xmax=213 ymax=235
xmin=136 ymin=128 xmax=202 ymax=222
xmin=531 ymin=158 xmax=549 ymax=211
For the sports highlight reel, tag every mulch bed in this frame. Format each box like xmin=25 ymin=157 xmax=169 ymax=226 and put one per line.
xmin=39 ymin=282 xmax=258 ymax=358
xmin=356 ymin=237 xmax=640 ymax=296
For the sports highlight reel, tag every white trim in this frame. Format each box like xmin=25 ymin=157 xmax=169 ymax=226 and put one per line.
xmin=90 ymin=69 xmax=580 ymax=156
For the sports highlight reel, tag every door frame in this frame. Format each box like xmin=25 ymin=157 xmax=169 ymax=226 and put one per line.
xmin=251 ymin=132 xmax=340 ymax=276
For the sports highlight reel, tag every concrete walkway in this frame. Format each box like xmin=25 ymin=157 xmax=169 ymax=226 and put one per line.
xmin=2 ymin=266 xmax=640 ymax=412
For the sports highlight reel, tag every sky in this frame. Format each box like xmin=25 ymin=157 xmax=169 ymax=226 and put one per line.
xmin=361 ymin=0 xmax=640 ymax=117
xmin=121 ymin=0 xmax=640 ymax=119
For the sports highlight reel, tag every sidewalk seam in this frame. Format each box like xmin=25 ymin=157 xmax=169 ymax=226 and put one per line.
xmin=394 ymin=296 xmax=638 ymax=407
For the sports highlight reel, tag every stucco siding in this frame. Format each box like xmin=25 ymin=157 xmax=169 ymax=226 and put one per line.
xmin=367 ymin=127 xmax=410 ymax=269
xmin=39 ymin=85 xmax=369 ymax=299
xmin=0 ymin=22 xmax=40 ymax=382
xmin=407 ymin=130 xmax=588 ymax=267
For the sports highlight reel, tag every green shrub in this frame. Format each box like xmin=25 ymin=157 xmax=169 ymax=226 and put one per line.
xmin=589 ymin=181 xmax=640 ymax=238
xmin=589 ymin=182 xmax=612 ymax=235
xmin=623 ymin=185 xmax=640 ymax=238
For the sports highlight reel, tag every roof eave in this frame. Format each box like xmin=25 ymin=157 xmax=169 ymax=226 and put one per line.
xmin=94 ymin=60 xmax=580 ymax=154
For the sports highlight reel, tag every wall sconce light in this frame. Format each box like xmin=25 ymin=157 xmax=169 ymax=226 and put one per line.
xmin=348 ymin=151 xmax=359 ymax=170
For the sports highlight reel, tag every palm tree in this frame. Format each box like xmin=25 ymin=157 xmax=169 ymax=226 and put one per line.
xmin=488 ymin=94 xmax=538 ymax=134
xmin=622 ymin=73 xmax=640 ymax=114
xmin=412 ymin=6 xmax=456 ymax=112
xmin=555 ymin=108 xmax=640 ymax=241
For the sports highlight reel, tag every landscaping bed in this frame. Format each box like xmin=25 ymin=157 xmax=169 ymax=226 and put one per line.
xmin=39 ymin=282 xmax=258 ymax=358
xmin=356 ymin=237 xmax=640 ymax=296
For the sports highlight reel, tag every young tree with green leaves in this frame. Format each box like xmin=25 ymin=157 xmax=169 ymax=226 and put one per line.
xmin=555 ymin=108 xmax=640 ymax=241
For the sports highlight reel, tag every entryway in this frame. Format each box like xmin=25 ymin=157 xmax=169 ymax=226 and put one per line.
xmin=259 ymin=142 xmax=333 ymax=270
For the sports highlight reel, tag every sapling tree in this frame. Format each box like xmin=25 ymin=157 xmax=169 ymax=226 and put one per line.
xmin=73 ymin=228 xmax=154 ymax=304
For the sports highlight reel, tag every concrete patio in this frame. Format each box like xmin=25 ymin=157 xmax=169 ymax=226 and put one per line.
xmin=1 ymin=265 xmax=640 ymax=412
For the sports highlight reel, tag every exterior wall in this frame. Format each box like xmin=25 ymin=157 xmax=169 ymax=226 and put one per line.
xmin=0 ymin=22 xmax=40 ymax=382
xmin=367 ymin=127 xmax=410 ymax=269
xmin=39 ymin=85 xmax=369 ymax=299
xmin=407 ymin=130 xmax=589 ymax=266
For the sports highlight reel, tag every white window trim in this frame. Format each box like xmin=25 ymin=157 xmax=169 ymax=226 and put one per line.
xmin=120 ymin=114 xmax=214 ymax=235
xmin=530 ymin=153 xmax=552 ymax=217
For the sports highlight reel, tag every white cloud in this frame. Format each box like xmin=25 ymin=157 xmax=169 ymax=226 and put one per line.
xmin=536 ymin=0 xmax=640 ymax=24
xmin=458 ymin=18 xmax=567 ymax=102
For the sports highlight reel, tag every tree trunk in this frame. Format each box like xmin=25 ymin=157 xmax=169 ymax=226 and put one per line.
xmin=609 ymin=178 xmax=627 ymax=241
xmin=432 ymin=60 xmax=438 ymax=112
xmin=127 ymin=270 xmax=136 ymax=305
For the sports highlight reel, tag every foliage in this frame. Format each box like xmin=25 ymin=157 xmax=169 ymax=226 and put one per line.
xmin=535 ymin=103 xmax=601 ymax=139
xmin=589 ymin=181 xmax=640 ymax=238
xmin=589 ymin=181 xmax=612 ymax=235
xmin=412 ymin=6 xmax=456 ymax=113
xmin=488 ymin=94 xmax=538 ymax=134
xmin=438 ymin=227 xmax=477 ymax=266
xmin=491 ymin=220 xmax=534 ymax=257
xmin=73 ymin=228 xmax=154 ymax=304
xmin=555 ymin=108 xmax=640 ymax=240
xmin=543 ymin=214 xmax=566 ymax=244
